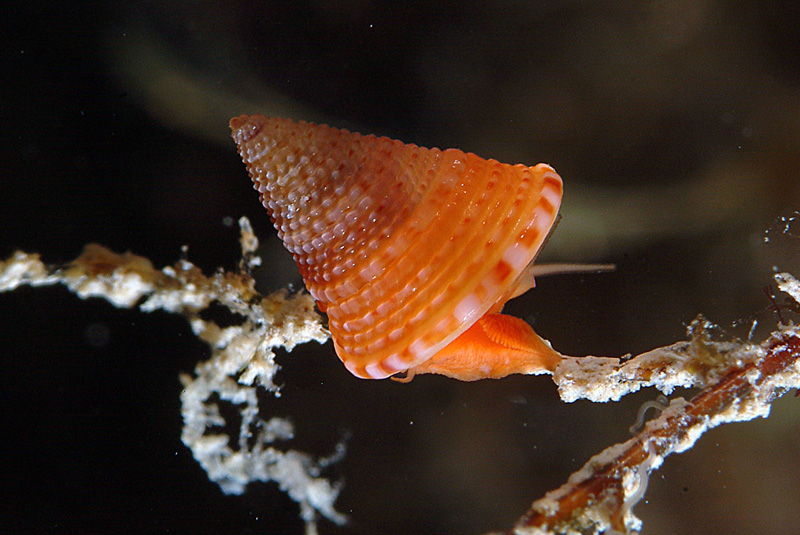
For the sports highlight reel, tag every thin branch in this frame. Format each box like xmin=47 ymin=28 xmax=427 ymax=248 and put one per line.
xmin=507 ymin=275 xmax=800 ymax=535
xmin=0 ymin=218 xmax=343 ymax=535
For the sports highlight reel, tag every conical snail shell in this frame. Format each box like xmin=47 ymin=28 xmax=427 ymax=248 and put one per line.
xmin=230 ymin=115 xmax=562 ymax=379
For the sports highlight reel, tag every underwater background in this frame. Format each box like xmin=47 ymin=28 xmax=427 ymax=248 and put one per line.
xmin=2 ymin=2 xmax=800 ymax=534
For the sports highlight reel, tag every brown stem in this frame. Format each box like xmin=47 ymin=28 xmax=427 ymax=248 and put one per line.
xmin=510 ymin=331 xmax=800 ymax=535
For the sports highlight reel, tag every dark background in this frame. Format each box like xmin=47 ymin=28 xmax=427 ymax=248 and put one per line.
xmin=1 ymin=2 xmax=799 ymax=534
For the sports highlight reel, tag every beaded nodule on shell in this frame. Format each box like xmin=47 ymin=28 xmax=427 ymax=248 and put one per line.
xmin=230 ymin=115 xmax=563 ymax=380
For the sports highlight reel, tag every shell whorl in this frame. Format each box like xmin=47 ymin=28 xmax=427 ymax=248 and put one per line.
xmin=230 ymin=115 xmax=563 ymax=379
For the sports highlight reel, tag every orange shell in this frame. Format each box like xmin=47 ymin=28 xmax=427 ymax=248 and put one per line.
xmin=230 ymin=115 xmax=562 ymax=379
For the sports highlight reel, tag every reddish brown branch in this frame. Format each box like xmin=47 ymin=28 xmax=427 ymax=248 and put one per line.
xmin=510 ymin=331 xmax=800 ymax=535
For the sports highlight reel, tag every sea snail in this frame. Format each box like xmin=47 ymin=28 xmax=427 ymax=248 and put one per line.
xmin=230 ymin=115 xmax=564 ymax=381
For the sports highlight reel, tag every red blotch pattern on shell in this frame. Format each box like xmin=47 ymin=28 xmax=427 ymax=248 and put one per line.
xmin=230 ymin=115 xmax=562 ymax=379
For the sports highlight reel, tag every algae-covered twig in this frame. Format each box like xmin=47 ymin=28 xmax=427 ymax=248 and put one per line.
xmin=4 ymin=219 xmax=799 ymax=535
xmin=0 ymin=217 xmax=343 ymax=535
xmin=506 ymin=273 xmax=800 ymax=535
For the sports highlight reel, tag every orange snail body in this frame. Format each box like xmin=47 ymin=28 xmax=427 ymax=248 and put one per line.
xmin=230 ymin=115 xmax=564 ymax=380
